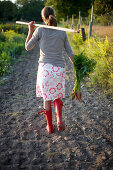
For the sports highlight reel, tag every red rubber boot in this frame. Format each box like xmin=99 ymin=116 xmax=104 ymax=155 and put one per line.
xmin=54 ymin=98 xmax=65 ymax=131
xmin=38 ymin=108 xmax=54 ymax=134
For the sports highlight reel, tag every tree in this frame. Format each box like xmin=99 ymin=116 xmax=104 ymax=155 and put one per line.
xmin=45 ymin=0 xmax=92 ymax=21
xmin=16 ymin=0 xmax=28 ymax=5
xmin=94 ymin=0 xmax=113 ymax=15
xmin=0 ymin=0 xmax=18 ymax=21
xmin=16 ymin=0 xmax=44 ymax=21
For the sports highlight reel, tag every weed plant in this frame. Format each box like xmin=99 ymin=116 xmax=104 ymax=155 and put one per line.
xmin=67 ymin=32 xmax=113 ymax=98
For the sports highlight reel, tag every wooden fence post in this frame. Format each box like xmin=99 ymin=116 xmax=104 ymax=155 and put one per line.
xmin=81 ymin=28 xmax=86 ymax=41
xmin=88 ymin=2 xmax=94 ymax=39
xmin=77 ymin=11 xmax=81 ymax=30
xmin=62 ymin=18 xmax=64 ymax=26
xmin=88 ymin=21 xmax=92 ymax=38
xmin=71 ymin=15 xmax=74 ymax=29
xmin=67 ymin=16 xmax=69 ymax=25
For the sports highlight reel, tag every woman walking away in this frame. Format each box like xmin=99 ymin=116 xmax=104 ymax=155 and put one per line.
xmin=25 ymin=6 xmax=77 ymax=134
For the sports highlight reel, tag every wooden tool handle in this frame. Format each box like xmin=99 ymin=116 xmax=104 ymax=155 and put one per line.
xmin=16 ymin=21 xmax=75 ymax=33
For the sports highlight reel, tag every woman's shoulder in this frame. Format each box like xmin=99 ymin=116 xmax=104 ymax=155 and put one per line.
xmin=35 ymin=27 xmax=67 ymax=40
xmin=35 ymin=27 xmax=43 ymax=32
xmin=38 ymin=27 xmax=66 ymax=35
xmin=58 ymin=30 xmax=67 ymax=38
xmin=34 ymin=27 xmax=42 ymax=34
xmin=53 ymin=29 xmax=66 ymax=36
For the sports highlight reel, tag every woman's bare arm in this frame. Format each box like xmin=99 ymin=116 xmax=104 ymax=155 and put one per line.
xmin=68 ymin=54 xmax=74 ymax=64
xmin=25 ymin=21 xmax=35 ymax=51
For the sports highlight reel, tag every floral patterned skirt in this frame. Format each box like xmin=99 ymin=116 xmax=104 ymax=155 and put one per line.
xmin=36 ymin=63 xmax=65 ymax=101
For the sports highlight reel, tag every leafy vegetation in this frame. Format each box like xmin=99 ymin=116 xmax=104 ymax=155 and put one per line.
xmin=0 ymin=29 xmax=26 ymax=76
xmin=70 ymin=53 xmax=96 ymax=101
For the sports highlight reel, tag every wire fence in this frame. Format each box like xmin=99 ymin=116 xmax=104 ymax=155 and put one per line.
xmin=62 ymin=13 xmax=113 ymax=27
xmin=61 ymin=13 xmax=113 ymax=41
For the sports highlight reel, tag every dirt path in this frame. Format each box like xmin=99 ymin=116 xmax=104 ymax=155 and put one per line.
xmin=0 ymin=45 xmax=113 ymax=170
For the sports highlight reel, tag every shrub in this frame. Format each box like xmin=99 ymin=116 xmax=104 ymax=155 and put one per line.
xmin=67 ymin=33 xmax=113 ymax=98
xmin=0 ymin=30 xmax=26 ymax=76
xmin=0 ymin=23 xmax=28 ymax=35
xmin=4 ymin=30 xmax=25 ymax=42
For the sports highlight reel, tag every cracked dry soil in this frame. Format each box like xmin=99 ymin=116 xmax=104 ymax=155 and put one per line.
xmin=0 ymin=44 xmax=113 ymax=170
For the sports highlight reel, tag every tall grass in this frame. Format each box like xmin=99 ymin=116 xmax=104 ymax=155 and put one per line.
xmin=92 ymin=26 xmax=113 ymax=39
xmin=67 ymin=32 xmax=113 ymax=98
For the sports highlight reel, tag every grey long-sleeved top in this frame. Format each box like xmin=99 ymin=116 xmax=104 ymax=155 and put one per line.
xmin=25 ymin=27 xmax=74 ymax=67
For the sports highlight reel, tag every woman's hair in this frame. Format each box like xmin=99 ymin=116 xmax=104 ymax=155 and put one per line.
xmin=41 ymin=6 xmax=57 ymax=26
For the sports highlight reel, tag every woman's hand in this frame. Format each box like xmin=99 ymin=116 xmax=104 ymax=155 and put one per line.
xmin=25 ymin=21 xmax=35 ymax=50
xmin=70 ymin=90 xmax=82 ymax=102
xmin=75 ymin=91 xmax=82 ymax=102
xmin=28 ymin=21 xmax=35 ymax=33
xmin=74 ymin=30 xmax=80 ymax=33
